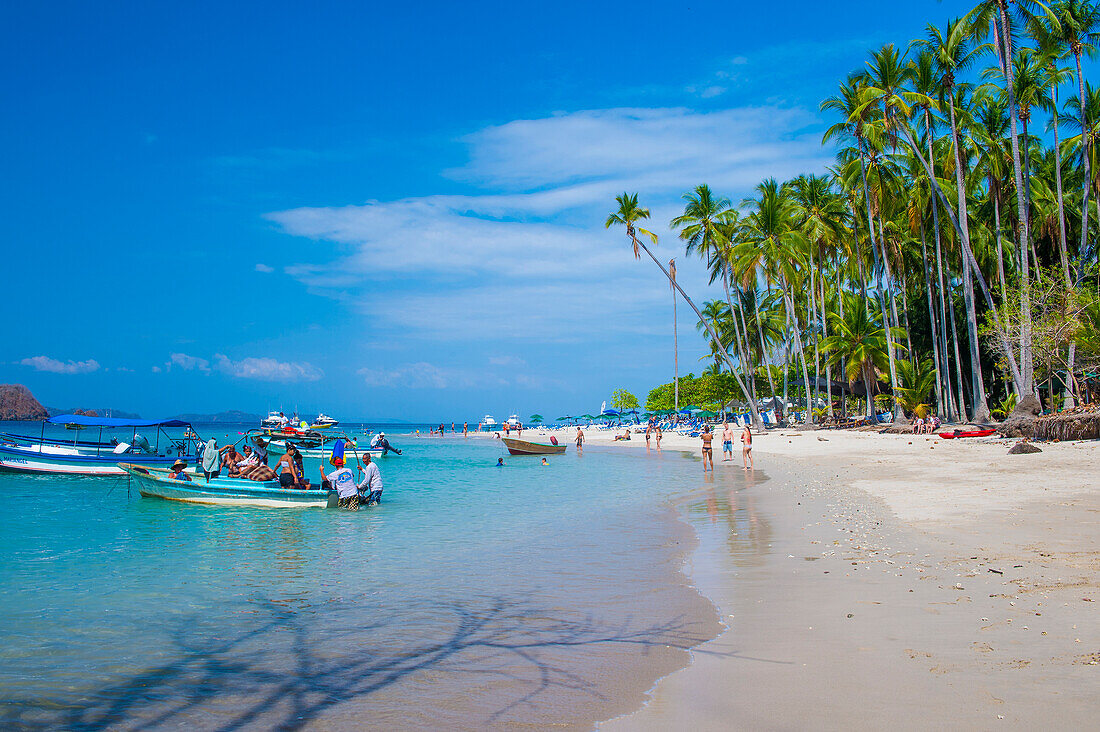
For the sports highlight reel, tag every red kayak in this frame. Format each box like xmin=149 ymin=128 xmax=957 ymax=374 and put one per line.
xmin=939 ymin=429 xmax=997 ymax=439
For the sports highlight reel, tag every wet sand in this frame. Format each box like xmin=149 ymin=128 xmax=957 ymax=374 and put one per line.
xmin=533 ymin=427 xmax=1100 ymax=728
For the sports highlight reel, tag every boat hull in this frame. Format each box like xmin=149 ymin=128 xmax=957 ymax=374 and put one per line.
xmin=938 ymin=429 xmax=997 ymax=440
xmin=502 ymin=438 xmax=566 ymax=456
xmin=0 ymin=444 xmax=191 ymax=476
xmin=121 ymin=464 xmax=338 ymax=508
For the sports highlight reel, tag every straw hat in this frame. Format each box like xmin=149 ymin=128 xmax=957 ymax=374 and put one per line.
xmin=172 ymin=459 xmax=187 ymax=470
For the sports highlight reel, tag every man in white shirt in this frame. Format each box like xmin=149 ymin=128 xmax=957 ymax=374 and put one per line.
xmin=319 ymin=461 xmax=360 ymax=510
xmin=357 ymin=453 xmax=384 ymax=506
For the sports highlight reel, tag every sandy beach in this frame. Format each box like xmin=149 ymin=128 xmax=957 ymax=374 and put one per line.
xmin=518 ymin=425 xmax=1100 ymax=728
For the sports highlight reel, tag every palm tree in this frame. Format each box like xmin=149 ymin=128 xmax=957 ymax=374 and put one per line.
xmin=1048 ymin=0 xmax=1100 ymax=272
xmin=896 ymin=359 xmax=939 ymax=417
xmin=671 ymin=185 xmax=755 ymax=401
xmin=606 ymin=193 xmax=763 ymax=428
xmin=919 ymin=22 xmax=993 ymax=421
xmin=821 ymin=297 xmax=893 ymax=418
xmin=737 ymin=179 xmax=815 ymax=418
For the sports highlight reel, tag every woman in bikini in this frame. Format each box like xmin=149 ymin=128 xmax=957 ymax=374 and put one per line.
xmin=700 ymin=426 xmax=714 ymax=472
xmin=741 ymin=424 xmax=753 ymax=470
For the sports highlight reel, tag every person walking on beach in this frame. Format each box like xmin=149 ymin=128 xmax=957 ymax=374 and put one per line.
xmin=722 ymin=421 xmax=734 ymax=462
xmin=700 ymin=426 xmax=714 ymax=472
xmin=575 ymin=426 xmax=584 ymax=453
xmin=741 ymin=423 xmax=753 ymax=470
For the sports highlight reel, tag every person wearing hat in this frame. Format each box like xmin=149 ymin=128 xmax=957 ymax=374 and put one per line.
xmin=369 ymin=431 xmax=401 ymax=456
xmin=168 ymin=459 xmax=192 ymax=482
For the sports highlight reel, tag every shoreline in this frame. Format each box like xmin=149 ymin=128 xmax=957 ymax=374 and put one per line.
xmin=532 ymin=426 xmax=1100 ymax=728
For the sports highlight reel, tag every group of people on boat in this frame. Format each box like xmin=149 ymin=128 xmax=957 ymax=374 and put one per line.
xmin=166 ymin=434 xmax=385 ymax=510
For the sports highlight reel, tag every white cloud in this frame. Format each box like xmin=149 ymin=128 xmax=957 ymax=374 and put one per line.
xmin=255 ymin=263 xmax=274 ymax=273
xmin=214 ymin=354 xmax=323 ymax=382
xmin=268 ymin=105 xmax=831 ymax=342
xmin=167 ymin=353 xmax=210 ymax=372
xmin=19 ymin=356 xmax=100 ymax=374
xmin=151 ymin=365 xmax=162 ymax=373
xmin=358 ymin=362 xmax=451 ymax=389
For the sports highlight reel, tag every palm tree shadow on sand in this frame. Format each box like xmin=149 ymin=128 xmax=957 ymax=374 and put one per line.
xmin=4 ymin=593 xmax=734 ymax=730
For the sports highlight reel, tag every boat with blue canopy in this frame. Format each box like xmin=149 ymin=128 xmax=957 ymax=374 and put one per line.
xmin=0 ymin=415 xmax=202 ymax=476
xmin=120 ymin=464 xmax=339 ymax=508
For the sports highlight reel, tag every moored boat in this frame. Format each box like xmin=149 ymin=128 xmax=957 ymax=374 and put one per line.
xmin=502 ymin=437 xmax=566 ymax=455
xmin=310 ymin=413 xmax=339 ymax=429
xmin=120 ymin=464 xmax=338 ymax=508
xmin=0 ymin=415 xmax=201 ymax=476
xmin=938 ymin=428 xmax=997 ymax=439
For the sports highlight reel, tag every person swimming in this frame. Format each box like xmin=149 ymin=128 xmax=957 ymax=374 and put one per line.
xmin=540 ymin=457 xmax=548 ymax=465
xmin=496 ymin=457 xmax=505 ymax=467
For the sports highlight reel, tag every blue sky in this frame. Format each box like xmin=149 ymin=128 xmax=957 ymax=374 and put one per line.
xmin=2 ymin=0 xmax=1001 ymax=420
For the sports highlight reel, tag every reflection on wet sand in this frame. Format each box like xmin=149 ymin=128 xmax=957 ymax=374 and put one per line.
xmin=685 ymin=468 xmax=772 ymax=568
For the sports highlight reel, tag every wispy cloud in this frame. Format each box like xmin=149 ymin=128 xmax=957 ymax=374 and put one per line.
xmin=214 ymin=354 xmax=323 ymax=382
xmin=167 ymin=352 xmax=210 ymax=372
xmin=358 ymin=362 xmax=452 ymax=389
xmin=489 ymin=355 xmax=526 ymax=367
xmin=255 ymin=263 xmax=274 ymax=273
xmin=269 ymin=105 xmax=831 ymax=343
xmin=19 ymin=356 xmax=100 ymax=374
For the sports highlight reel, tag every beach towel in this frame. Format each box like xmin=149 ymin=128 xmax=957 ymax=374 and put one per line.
xmin=330 ymin=439 xmax=346 ymax=467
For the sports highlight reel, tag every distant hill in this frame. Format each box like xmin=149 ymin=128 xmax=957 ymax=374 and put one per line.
xmin=47 ymin=406 xmax=142 ymax=419
xmin=171 ymin=410 xmax=262 ymax=423
xmin=0 ymin=385 xmax=49 ymax=421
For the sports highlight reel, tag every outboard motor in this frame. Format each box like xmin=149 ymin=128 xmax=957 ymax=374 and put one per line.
xmin=132 ymin=434 xmax=152 ymax=454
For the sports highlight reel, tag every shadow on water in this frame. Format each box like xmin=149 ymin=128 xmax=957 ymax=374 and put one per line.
xmin=3 ymin=594 xmax=714 ymax=730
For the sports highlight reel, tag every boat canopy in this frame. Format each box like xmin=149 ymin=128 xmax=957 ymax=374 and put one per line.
xmin=47 ymin=414 xmax=191 ymax=428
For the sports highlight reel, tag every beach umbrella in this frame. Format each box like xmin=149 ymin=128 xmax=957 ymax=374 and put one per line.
xmin=556 ymin=415 xmax=571 ymax=421
xmin=600 ymin=408 xmax=620 ymax=416
xmin=529 ymin=414 xmax=543 ymax=424
xmin=698 ymin=409 xmax=718 ymax=418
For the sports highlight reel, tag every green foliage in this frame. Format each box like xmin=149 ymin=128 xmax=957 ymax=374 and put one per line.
xmin=610 ymin=389 xmax=639 ymax=411
xmin=990 ymin=392 xmax=1018 ymax=420
xmin=895 ymin=359 xmax=937 ymax=417
xmin=645 ymin=373 xmax=740 ymax=411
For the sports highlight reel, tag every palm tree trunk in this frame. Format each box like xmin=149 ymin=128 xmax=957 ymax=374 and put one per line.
xmin=1051 ymin=86 xmax=1071 ymax=286
xmin=779 ymin=275 xmax=814 ymax=421
xmin=919 ymin=216 xmax=945 ymax=416
xmin=721 ymin=271 xmax=755 ymax=405
xmin=858 ymin=140 xmax=903 ymax=420
xmin=753 ymin=288 xmax=775 ymax=401
xmin=947 ymin=281 xmax=968 ymax=420
xmin=925 ymin=111 xmax=958 ymax=420
xmin=994 ymin=190 xmax=1007 ymax=300
xmin=672 ymin=276 xmax=679 ymax=411
xmin=997 ymin=7 xmax=1035 ymax=396
xmin=897 ymin=122 xmax=1025 ymax=395
xmin=822 ymin=266 xmax=833 ymax=419
xmin=733 ymin=285 xmax=758 ymax=401
xmin=1076 ymin=51 xmax=1091 ymax=281
xmin=637 ymin=237 xmax=762 ymax=427
xmin=947 ymin=98 xmax=991 ymax=422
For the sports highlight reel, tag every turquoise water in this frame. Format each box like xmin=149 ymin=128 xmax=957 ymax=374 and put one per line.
xmin=0 ymin=424 xmax=719 ymax=729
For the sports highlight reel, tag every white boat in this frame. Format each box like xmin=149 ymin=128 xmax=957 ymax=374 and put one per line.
xmin=261 ymin=411 xmax=286 ymax=428
xmin=311 ymin=413 xmax=339 ymax=429
xmin=506 ymin=414 xmax=520 ymax=427
xmin=482 ymin=415 xmax=497 ymax=430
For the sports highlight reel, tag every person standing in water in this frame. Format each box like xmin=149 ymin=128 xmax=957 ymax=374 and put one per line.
xmin=721 ymin=421 xmax=734 ymax=462
xmin=741 ymin=423 xmax=753 ymax=470
xmin=463 ymin=422 xmax=468 ymax=437
xmin=700 ymin=425 xmax=714 ymax=472
xmin=575 ymin=426 xmax=584 ymax=453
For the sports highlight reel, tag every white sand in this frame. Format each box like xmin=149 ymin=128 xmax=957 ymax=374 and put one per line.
xmin=522 ymin=425 xmax=1100 ymax=728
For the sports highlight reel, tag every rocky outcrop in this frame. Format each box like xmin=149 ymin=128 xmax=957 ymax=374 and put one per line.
xmin=72 ymin=409 xmax=99 ymax=417
xmin=0 ymin=384 xmax=49 ymax=421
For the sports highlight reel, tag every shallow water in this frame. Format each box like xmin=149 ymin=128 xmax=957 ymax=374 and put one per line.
xmin=0 ymin=424 xmax=720 ymax=729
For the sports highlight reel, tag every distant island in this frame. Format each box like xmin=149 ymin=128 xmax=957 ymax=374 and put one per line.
xmin=47 ymin=406 xmax=143 ymax=420
xmin=0 ymin=384 xmax=49 ymax=420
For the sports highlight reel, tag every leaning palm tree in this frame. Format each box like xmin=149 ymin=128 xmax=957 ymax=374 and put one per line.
xmin=606 ymin=193 xmax=763 ymax=428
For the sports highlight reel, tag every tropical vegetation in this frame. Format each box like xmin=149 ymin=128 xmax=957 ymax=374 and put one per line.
xmin=608 ymin=1 xmax=1100 ymax=426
